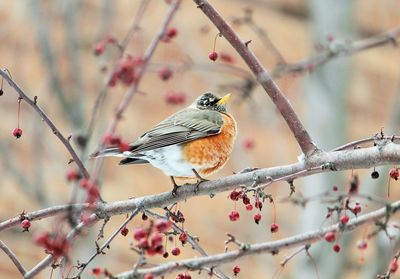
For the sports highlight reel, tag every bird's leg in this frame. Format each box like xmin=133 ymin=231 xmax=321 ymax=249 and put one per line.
xmin=192 ymin=169 xmax=208 ymax=193
xmin=170 ymin=176 xmax=180 ymax=196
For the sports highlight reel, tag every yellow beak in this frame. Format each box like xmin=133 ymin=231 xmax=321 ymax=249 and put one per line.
xmin=216 ymin=93 xmax=231 ymax=105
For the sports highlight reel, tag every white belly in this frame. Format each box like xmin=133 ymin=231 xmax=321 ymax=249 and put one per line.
xmin=135 ymin=145 xmax=211 ymax=177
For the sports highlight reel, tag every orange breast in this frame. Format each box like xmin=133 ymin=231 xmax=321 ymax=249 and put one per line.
xmin=182 ymin=113 xmax=237 ymax=176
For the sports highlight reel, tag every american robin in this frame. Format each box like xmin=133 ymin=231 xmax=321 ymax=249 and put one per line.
xmin=94 ymin=92 xmax=237 ymax=193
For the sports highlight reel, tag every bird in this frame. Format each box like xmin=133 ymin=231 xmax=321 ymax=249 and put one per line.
xmin=94 ymin=92 xmax=237 ymax=194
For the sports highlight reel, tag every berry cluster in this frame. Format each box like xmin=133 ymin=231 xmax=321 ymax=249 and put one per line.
xmin=102 ymin=133 xmax=131 ymax=152
xmin=35 ymin=232 xmax=70 ymax=259
xmin=228 ymin=190 xmax=279 ymax=233
xmin=164 ymin=90 xmax=187 ymax=105
xmin=93 ymin=35 xmax=117 ymax=56
xmin=108 ymin=56 xmax=144 ymax=87
xmin=133 ymin=219 xmax=172 ymax=256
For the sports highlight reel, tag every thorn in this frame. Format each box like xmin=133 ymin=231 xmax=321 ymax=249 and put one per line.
xmin=33 ymin=96 xmax=38 ymax=104
xmin=68 ymin=159 xmax=74 ymax=164
xmin=67 ymin=134 xmax=72 ymax=141
xmin=245 ymin=40 xmax=252 ymax=47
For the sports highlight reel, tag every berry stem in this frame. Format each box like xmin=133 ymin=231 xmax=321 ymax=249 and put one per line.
xmin=212 ymin=32 xmax=221 ymax=52
xmin=271 ymin=199 xmax=277 ymax=224
xmin=17 ymin=98 xmax=21 ymax=128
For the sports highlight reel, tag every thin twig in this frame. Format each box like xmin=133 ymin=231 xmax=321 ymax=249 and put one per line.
xmin=193 ymin=0 xmax=317 ymax=156
xmin=72 ymin=209 xmax=141 ymax=278
xmin=280 ymin=245 xmax=308 ymax=267
xmin=0 ymin=240 xmax=27 ymax=276
xmin=0 ymin=69 xmax=89 ymax=179
xmin=273 ymin=26 xmax=400 ymax=78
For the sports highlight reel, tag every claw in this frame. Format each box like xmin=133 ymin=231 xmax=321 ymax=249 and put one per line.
xmin=170 ymin=176 xmax=180 ymax=196
xmin=192 ymin=169 xmax=208 ymax=193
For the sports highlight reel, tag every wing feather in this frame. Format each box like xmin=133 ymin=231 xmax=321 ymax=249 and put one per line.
xmin=130 ymin=109 xmax=223 ymax=153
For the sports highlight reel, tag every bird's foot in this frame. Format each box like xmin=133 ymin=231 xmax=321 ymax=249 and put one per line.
xmin=172 ymin=184 xmax=181 ymax=196
xmin=170 ymin=176 xmax=180 ymax=196
xmin=192 ymin=169 xmax=209 ymax=193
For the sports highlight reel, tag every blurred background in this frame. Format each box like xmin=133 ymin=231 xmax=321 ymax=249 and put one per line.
xmin=1 ymin=0 xmax=400 ymax=278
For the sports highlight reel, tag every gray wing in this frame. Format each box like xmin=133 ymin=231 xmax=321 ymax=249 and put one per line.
xmin=129 ymin=108 xmax=223 ymax=153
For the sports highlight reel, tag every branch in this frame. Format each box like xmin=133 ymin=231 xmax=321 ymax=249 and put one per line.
xmin=117 ymin=200 xmax=400 ymax=278
xmin=0 ymin=240 xmax=27 ymax=276
xmin=193 ymin=0 xmax=317 ymax=156
xmin=273 ymin=26 xmax=400 ymax=77
xmin=0 ymin=69 xmax=89 ymax=179
xmin=2 ymin=140 xmax=400 ymax=233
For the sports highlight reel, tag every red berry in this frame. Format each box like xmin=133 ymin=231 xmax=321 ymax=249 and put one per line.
xmin=228 ymin=210 xmax=240 ymax=221
xmin=389 ymin=259 xmax=399 ymax=273
xmin=233 ymin=265 xmax=240 ymax=275
xmin=79 ymin=178 xmax=92 ymax=190
xmin=164 ymin=90 xmax=187 ymax=105
xmin=94 ymin=41 xmax=105 ymax=56
xmin=158 ymin=66 xmax=173 ymax=81
xmin=242 ymin=195 xmax=250 ymax=205
xmin=92 ymin=267 xmax=102 ymax=276
xmin=150 ymin=233 xmax=164 ymax=247
xmin=155 ymin=219 xmax=172 ymax=232
xmin=270 ymin=223 xmax=279 ymax=233
xmin=245 ymin=204 xmax=253 ymax=211
xmin=171 ymin=247 xmax=181 ymax=256
xmin=120 ymin=227 xmax=129 ymax=236
xmin=118 ymin=141 xmax=130 ymax=152
xmin=352 ymin=204 xmax=362 ymax=215
xmin=137 ymin=238 xmax=149 ymax=249
xmin=208 ymin=51 xmax=218 ymax=61
xmin=133 ymin=227 xmax=148 ymax=241
xmin=333 ymin=244 xmax=341 ymax=253
xmin=253 ymin=213 xmax=261 ymax=224
xmin=176 ymin=274 xmax=185 ymax=279
xmin=35 ymin=232 xmax=50 ymax=246
xmin=332 ymin=185 xmax=338 ymax=191
xmin=66 ymin=169 xmax=81 ymax=182
xmin=163 ymin=252 xmax=169 ymax=258
xmin=357 ymin=240 xmax=368 ymax=250
xmin=165 ymin=28 xmax=178 ymax=39
xmin=340 ymin=214 xmax=349 ymax=225
xmin=220 ymin=52 xmax=234 ymax=63
xmin=12 ymin=127 xmax=22 ymax=138
xmin=389 ymin=168 xmax=399 ymax=180
xmin=21 ymin=219 xmax=31 ymax=231
xmin=179 ymin=232 xmax=188 ymax=244
xmin=324 ymin=231 xmax=336 ymax=242
xmin=229 ymin=190 xmax=242 ymax=201
xmin=242 ymin=138 xmax=255 ymax=150
xmin=254 ymin=200 xmax=263 ymax=210
xmin=144 ymin=273 xmax=154 ymax=279
xmin=184 ymin=274 xmax=192 ymax=279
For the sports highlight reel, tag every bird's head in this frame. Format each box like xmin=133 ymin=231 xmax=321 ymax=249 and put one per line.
xmin=193 ymin=92 xmax=232 ymax=112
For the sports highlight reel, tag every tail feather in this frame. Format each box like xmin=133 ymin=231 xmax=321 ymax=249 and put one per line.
xmin=91 ymin=147 xmax=149 ymax=165
xmin=91 ymin=147 xmax=123 ymax=158
xmin=119 ymin=157 xmax=149 ymax=165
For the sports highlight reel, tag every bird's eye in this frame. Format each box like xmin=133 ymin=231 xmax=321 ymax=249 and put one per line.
xmin=202 ymin=99 xmax=209 ymax=105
